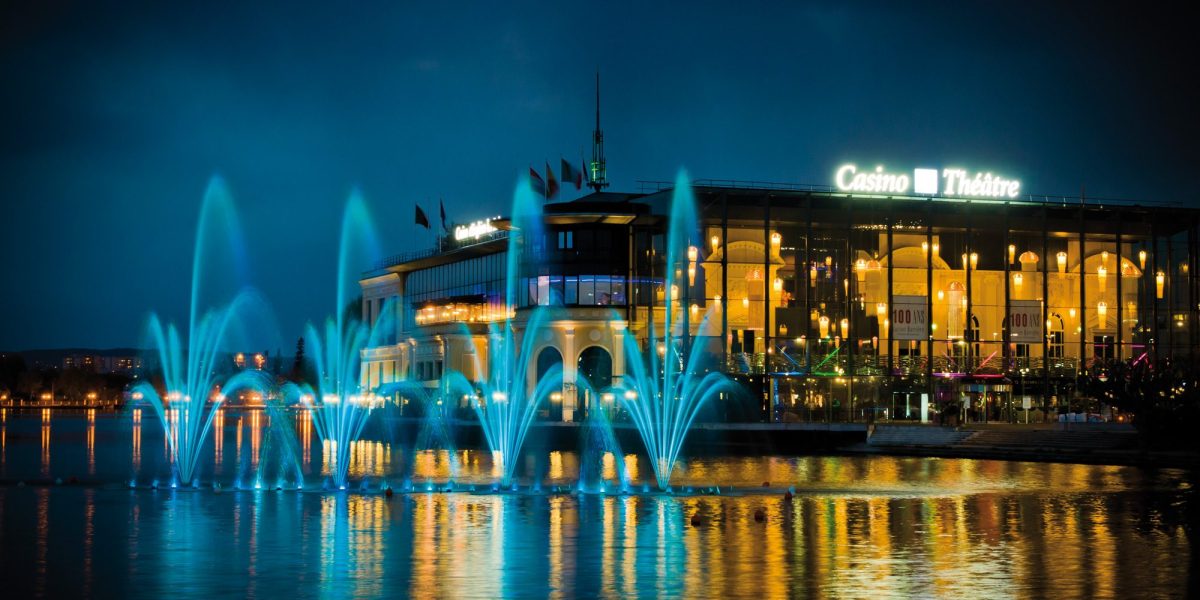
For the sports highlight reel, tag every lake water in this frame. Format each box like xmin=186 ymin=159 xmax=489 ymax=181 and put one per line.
xmin=0 ymin=408 xmax=1194 ymax=598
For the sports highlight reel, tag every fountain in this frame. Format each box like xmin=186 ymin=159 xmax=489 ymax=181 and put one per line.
xmin=378 ymin=378 xmax=462 ymax=486
xmin=612 ymin=172 xmax=739 ymax=490
xmin=441 ymin=177 xmax=559 ymax=488
xmin=279 ymin=190 xmax=394 ymax=490
xmin=132 ymin=177 xmax=267 ymax=487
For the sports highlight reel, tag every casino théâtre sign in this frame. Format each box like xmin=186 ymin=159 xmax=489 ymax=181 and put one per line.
xmin=834 ymin=164 xmax=1021 ymax=199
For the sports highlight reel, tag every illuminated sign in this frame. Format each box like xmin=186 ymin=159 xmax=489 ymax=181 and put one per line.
xmin=454 ymin=217 xmax=498 ymax=241
xmin=891 ymin=295 xmax=928 ymax=340
xmin=835 ymin=164 xmax=1021 ymax=199
xmin=1009 ymin=300 xmax=1043 ymax=340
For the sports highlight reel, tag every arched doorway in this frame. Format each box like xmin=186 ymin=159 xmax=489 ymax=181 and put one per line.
xmin=536 ymin=346 xmax=563 ymax=421
xmin=577 ymin=346 xmax=613 ymax=420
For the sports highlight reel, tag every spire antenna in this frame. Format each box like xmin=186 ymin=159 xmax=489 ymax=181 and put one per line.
xmin=589 ymin=69 xmax=609 ymax=192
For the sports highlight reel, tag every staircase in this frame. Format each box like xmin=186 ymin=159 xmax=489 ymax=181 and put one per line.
xmin=867 ymin=425 xmax=975 ymax=447
xmin=955 ymin=428 xmax=1136 ymax=452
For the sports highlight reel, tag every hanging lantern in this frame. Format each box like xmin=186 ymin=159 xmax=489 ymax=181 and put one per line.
xmin=1101 ymin=250 xmax=1109 ymax=268
xmin=779 ymin=323 xmax=788 ymax=336
xmin=1139 ymin=249 xmax=1147 ymax=270
xmin=921 ymin=241 xmax=929 ymax=258
xmin=970 ymin=252 xmax=979 ymax=270
xmin=773 ymin=277 xmax=783 ymax=292
xmin=1097 ymin=265 xmax=1107 ymax=287
xmin=1156 ymin=271 xmax=1165 ymax=299
xmin=710 ymin=235 xmax=720 ymax=252
xmin=687 ymin=245 xmax=698 ymax=263
xmin=961 ymin=253 xmax=968 ymax=271
xmin=1056 ymin=251 xmax=1067 ymax=273
xmin=1097 ymin=301 xmax=1108 ymax=328
xmin=876 ymin=302 xmax=887 ymax=318
xmin=770 ymin=232 xmax=781 ymax=247
xmin=1008 ymin=244 xmax=1016 ymax=264
xmin=688 ymin=264 xmax=697 ymax=286
xmin=840 ymin=318 xmax=849 ymax=338
xmin=1013 ymin=273 xmax=1023 ymax=287
xmin=819 ymin=316 xmax=830 ymax=338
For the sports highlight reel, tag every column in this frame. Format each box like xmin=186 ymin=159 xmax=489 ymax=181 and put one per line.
xmin=562 ymin=328 xmax=577 ymax=422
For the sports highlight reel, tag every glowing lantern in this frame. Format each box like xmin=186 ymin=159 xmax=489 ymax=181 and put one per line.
xmin=773 ymin=277 xmax=783 ymax=292
xmin=921 ymin=241 xmax=929 ymax=258
xmin=1069 ymin=307 xmax=1076 ymax=320
xmin=770 ymin=232 xmax=781 ymax=247
xmin=1139 ymin=249 xmax=1147 ymax=270
xmin=1013 ymin=273 xmax=1023 ymax=287
xmin=1156 ymin=271 xmax=1165 ymax=299
xmin=819 ymin=316 xmax=830 ymax=338
xmin=1008 ymin=244 xmax=1016 ymax=264
xmin=932 ymin=242 xmax=940 ymax=256
xmin=779 ymin=323 xmax=788 ymax=336
xmin=1101 ymin=250 xmax=1109 ymax=268
xmin=687 ymin=245 xmax=698 ymax=263
xmin=961 ymin=253 xmax=968 ymax=271
xmin=876 ymin=302 xmax=887 ymax=318
xmin=688 ymin=264 xmax=697 ymax=286
xmin=1097 ymin=265 xmax=1107 ymax=287
xmin=937 ymin=289 xmax=945 ymax=302
xmin=742 ymin=296 xmax=750 ymax=309
xmin=825 ymin=255 xmax=832 ymax=267
xmin=1056 ymin=251 xmax=1067 ymax=273
xmin=711 ymin=235 xmax=720 ymax=252
xmin=1097 ymin=301 xmax=1108 ymax=328
xmin=843 ymin=278 xmax=849 ymax=297
xmin=970 ymin=252 xmax=978 ymax=270
xmin=810 ymin=265 xmax=817 ymax=287
xmin=840 ymin=318 xmax=849 ymax=338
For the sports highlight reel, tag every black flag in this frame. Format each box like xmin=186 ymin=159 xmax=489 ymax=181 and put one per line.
xmin=415 ymin=204 xmax=430 ymax=229
xmin=439 ymin=199 xmax=448 ymax=233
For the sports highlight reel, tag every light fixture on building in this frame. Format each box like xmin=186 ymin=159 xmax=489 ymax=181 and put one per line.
xmin=1056 ymin=251 xmax=1067 ymax=273
xmin=819 ymin=316 xmax=830 ymax=338
xmin=856 ymin=258 xmax=867 ymax=281
xmin=961 ymin=253 xmax=968 ymax=271
xmin=843 ymin=278 xmax=849 ymax=297
xmin=687 ymin=245 xmax=698 ymax=263
xmin=1101 ymin=250 xmax=1109 ymax=268
xmin=714 ymin=294 xmax=721 ymax=305
xmin=1097 ymin=301 xmax=1108 ymax=328
xmin=937 ymin=289 xmax=945 ymax=302
xmin=771 ymin=232 xmax=781 ymax=247
xmin=742 ymin=296 xmax=750 ymax=309
xmin=671 ymin=284 xmax=679 ymax=300
xmin=840 ymin=318 xmax=849 ymax=338
xmin=1156 ymin=271 xmax=1165 ymax=299
xmin=810 ymin=265 xmax=817 ymax=287
xmin=932 ymin=242 xmax=940 ymax=256
xmin=810 ymin=308 xmax=819 ymax=322
xmin=1097 ymin=265 xmax=1107 ymax=287
xmin=876 ymin=302 xmax=887 ymax=319
xmin=1139 ymin=249 xmax=1148 ymax=270
xmin=970 ymin=252 xmax=978 ymax=270
xmin=773 ymin=277 xmax=783 ymax=292
xmin=825 ymin=255 xmax=832 ymax=267
xmin=690 ymin=303 xmax=699 ymax=318
xmin=711 ymin=235 xmax=720 ymax=252
xmin=1013 ymin=273 xmax=1023 ymax=287
xmin=921 ymin=241 xmax=929 ymax=258
xmin=1009 ymin=244 xmax=1016 ymax=264
xmin=1069 ymin=307 xmax=1077 ymax=320
xmin=688 ymin=264 xmax=697 ymax=286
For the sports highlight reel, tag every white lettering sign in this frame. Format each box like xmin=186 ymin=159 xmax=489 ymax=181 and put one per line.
xmin=1009 ymin=300 xmax=1043 ymax=341
xmin=833 ymin=164 xmax=1021 ymax=199
xmin=891 ymin=295 xmax=928 ymax=341
xmin=454 ymin=218 xmax=498 ymax=241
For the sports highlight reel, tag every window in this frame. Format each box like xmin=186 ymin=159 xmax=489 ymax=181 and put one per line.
xmin=579 ymin=275 xmax=596 ymax=305
xmin=557 ymin=231 xmax=574 ymax=249
xmin=565 ymin=276 xmax=578 ymax=304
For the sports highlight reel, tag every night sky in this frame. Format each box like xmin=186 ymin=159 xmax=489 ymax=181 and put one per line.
xmin=1 ymin=2 xmax=1194 ymax=350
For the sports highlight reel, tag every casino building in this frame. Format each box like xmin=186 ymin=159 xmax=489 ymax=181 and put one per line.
xmin=359 ymin=168 xmax=1199 ymax=425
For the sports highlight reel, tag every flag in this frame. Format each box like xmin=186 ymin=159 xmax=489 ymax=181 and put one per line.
xmin=439 ymin=199 xmax=448 ymax=233
xmin=529 ymin=166 xmax=546 ymax=197
xmin=561 ymin=158 xmax=583 ymax=190
xmin=415 ymin=204 xmax=430 ymax=229
xmin=545 ymin=161 xmax=559 ymax=199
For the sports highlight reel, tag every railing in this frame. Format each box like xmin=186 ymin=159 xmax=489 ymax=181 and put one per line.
xmin=727 ymin=352 xmax=1084 ymax=378
xmin=374 ymin=230 xmax=509 ymax=270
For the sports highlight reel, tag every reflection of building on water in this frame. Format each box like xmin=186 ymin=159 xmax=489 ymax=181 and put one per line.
xmin=361 ymin=182 xmax=1198 ymax=424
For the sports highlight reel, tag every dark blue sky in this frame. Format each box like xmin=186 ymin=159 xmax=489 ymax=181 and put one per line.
xmin=1 ymin=2 xmax=1194 ymax=350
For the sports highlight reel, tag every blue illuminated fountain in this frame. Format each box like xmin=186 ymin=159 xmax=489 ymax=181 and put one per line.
xmin=612 ymin=172 xmax=739 ymax=490
xmin=280 ymin=191 xmax=394 ymax=490
xmin=378 ymin=378 xmax=462 ymax=487
xmin=442 ymin=178 xmax=560 ymax=488
xmin=133 ymin=177 xmax=265 ymax=488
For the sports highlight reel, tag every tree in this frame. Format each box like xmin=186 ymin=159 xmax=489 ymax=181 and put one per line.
xmin=289 ymin=337 xmax=309 ymax=384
